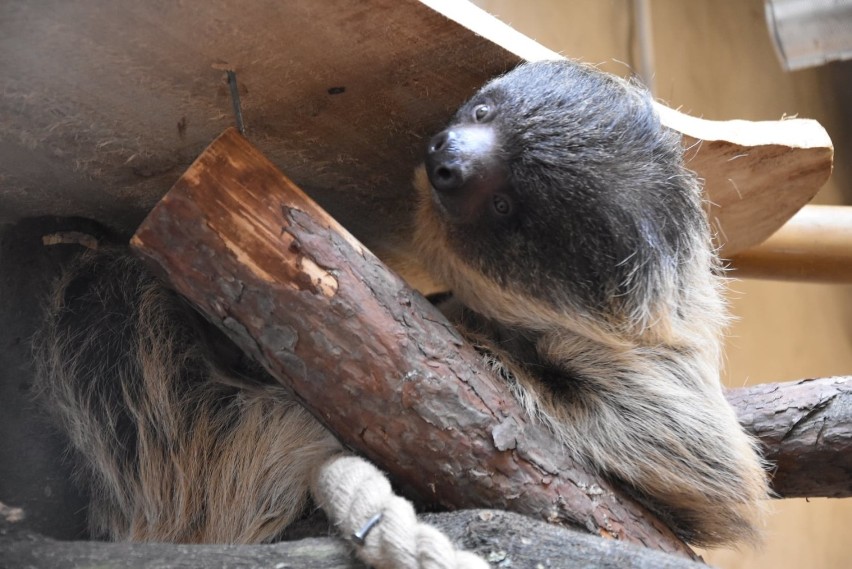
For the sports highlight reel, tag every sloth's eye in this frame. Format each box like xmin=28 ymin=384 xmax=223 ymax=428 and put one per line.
xmin=492 ymin=194 xmax=513 ymax=216
xmin=473 ymin=104 xmax=491 ymax=122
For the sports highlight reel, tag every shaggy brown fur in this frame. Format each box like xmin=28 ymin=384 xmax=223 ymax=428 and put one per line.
xmin=35 ymin=250 xmax=340 ymax=542
xmin=35 ymin=59 xmax=768 ymax=548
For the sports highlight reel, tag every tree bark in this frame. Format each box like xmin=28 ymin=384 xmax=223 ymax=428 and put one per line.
xmin=726 ymin=376 xmax=852 ymax=498
xmin=0 ymin=508 xmax=707 ymax=569
xmin=131 ymin=128 xmax=696 ymax=558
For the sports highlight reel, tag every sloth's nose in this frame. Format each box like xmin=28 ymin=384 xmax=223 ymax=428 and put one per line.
xmin=424 ymin=125 xmax=507 ymax=224
xmin=426 ymin=130 xmax=465 ymax=193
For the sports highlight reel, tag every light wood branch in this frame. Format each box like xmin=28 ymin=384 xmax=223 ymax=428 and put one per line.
xmin=727 ymin=205 xmax=852 ymax=282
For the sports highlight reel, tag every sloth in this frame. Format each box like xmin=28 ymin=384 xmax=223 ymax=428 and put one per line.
xmin=35 ymin=59 xmax=767 ymax=548
xmin=413 ymin=60 xmax=768 ymax=545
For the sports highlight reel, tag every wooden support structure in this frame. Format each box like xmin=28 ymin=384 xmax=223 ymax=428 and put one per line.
xmin=727 ymin=376 xmax=852 ymax=499
xmin=653 ymin=106 xmax=833 ymax=256
xmin=728 ymin=206 xmax=852 ymax=283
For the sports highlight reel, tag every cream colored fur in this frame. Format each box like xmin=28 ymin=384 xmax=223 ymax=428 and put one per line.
xmin=412 ymin=167 xmax=769 ymax=546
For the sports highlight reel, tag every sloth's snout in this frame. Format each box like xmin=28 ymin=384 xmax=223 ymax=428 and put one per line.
xmin=425 ymin=125 xmax=508 ymax=224
xmin=426 ymin=129 xmax=466 ymax=194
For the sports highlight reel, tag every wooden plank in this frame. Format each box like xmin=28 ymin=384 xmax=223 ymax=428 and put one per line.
xmin=0 ymin=0 xmax=522 ymax=243
xmin=728 ymin=205 xmax=852 ymax=282
xmin=0 ymin=0 xmax=832 ymax=270
xmin=656 ymin=107 xmax=833 ymax=255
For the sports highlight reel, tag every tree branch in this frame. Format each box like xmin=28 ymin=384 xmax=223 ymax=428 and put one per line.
xmin=727 ymin=376 xmax=852 ymax=498
xmin=0 ymin=507 xmax=706 ymax=569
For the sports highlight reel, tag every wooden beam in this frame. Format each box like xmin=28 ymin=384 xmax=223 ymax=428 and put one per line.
xmin=727 ymin=205 xmax=852 ymax=282
xmin=0 ymin=0 xmax=832 ymax=269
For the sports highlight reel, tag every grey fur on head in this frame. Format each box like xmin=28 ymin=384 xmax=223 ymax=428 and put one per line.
xmin=416 ymin=59 xmax=768 ymax=546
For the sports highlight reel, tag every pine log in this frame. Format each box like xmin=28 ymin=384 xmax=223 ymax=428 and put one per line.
xmin=726 ymin=376 xmax=852 ymax=498
xmin=131 ymin=128 xmax=696 ymax=558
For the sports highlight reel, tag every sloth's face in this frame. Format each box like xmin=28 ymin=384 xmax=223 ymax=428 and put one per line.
xmin=418 ymin=60 xmax=702 ymax=317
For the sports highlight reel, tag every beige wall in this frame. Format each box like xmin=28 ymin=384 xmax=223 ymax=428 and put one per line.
xmin=473 ymin=1 xmax=852 ymax=567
